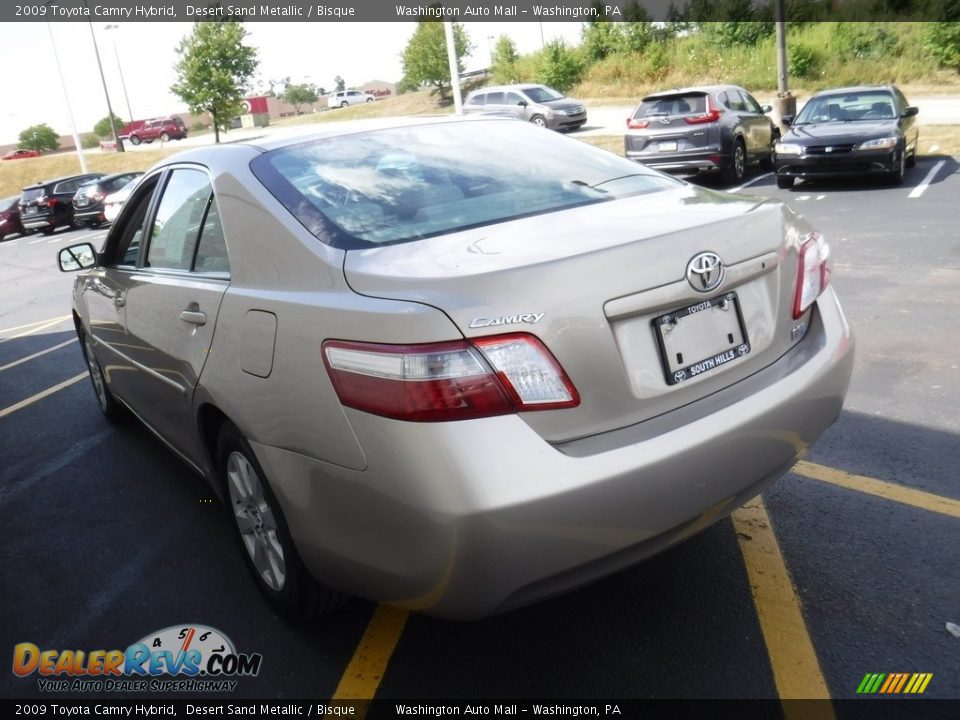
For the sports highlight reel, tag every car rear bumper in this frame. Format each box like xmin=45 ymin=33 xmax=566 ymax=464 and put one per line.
xmin=626 ymin=149 xmax=727 ymax=174
xmin=252 ymin=288 xmax=853 ymax=619
xmin=72 ymin=206 xmax=105 ymax=221
xmin=775 ymin=149 xmax=899 ymax=178
xmin=20 ymin=213 xmax=58 ymax=230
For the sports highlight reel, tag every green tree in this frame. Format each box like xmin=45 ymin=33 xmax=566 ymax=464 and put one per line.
xmin=93 ymin=113 xmax=126 ymax=139
xmin=282 ymin=83 xmax=318 ymax=114
xmin=536 ymin=40 xmax=583 ymax=93
xmin=334 ymin=75 xmax=346 ymax=91
xmin=582 ymin=22 xmax=623 ymax=61
xmin=18 ymin=123 xmax=59 ymax=153
xmin=401 ymin=21 xmax=472 ymax=99
xmin=928 ymin=0 xmax=960 ymax=70
xmin=171 ymin=21 xmax=258 ymax=143
xmin=490 ymin=35 xmax=519 ymax=83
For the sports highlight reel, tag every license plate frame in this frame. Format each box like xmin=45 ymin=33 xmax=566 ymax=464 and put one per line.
xmin=658 ymin=140 xmax=678 ymax=152
xmin=653 ymin=292 xmax=751 ymax=386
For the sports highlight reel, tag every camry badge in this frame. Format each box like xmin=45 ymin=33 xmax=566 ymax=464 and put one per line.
xmin=686 ymin=252 xmax=724 ymax=293
xmin=469 ymin=312 xmax=545 ymax=329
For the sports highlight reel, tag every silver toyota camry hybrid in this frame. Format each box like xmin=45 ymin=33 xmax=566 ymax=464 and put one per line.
xmin=58 ymin=116 xmax=854 ymax=620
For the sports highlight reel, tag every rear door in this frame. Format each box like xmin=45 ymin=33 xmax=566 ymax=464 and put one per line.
xmin=115 ymin=166 xmax=230 ymax=463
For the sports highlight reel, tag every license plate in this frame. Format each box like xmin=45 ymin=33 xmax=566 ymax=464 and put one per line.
xmin=76 ymin=198 xmax=89 ymax=207
xmin=659 ymin=141 xmax=678 ymax=152
xmin=24 ymin=207 xmax=37 ymax=215
xmin=654 ymin=293 xmax=751 ymax=385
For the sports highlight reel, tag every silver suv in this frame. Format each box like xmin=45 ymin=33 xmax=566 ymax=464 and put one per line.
xmin=463 ymin=84 xmax=587 ymax=131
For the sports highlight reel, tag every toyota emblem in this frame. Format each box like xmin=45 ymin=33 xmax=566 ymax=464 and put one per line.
xmin=686 ymin=252 xmax=724 ymax=293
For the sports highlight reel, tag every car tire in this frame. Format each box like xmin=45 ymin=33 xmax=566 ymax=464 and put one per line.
xmin=530 ymin=115 xmax=547 ymax=128
xmin=80 ymin=330 xmax=124 ymax=422
xmin=340 ymin=101 xmax=349 ymax=108
xmin=760 ymin=132 xmax=779 ymax=171
xmin=366 ymin=97 xmax=374 ymax=103
xmin=160 ymin=132 xmax=170 ymax=142
xmin=129 ymin=135 xmax=141 ymax=146
xmin=41 ymin=227 xmax=54 ymax=236
xmin=722 ymin=139 xmax=747 ymax=185
xmin=218 ymin=422 xmax=344 ymax=620
xmin=776 ymin=176 xmax=794 ymax=189
xmin=906 ymin=144 xmax=917 ymax=169
xmin=889 ymin=148 xmax=906 ymax=185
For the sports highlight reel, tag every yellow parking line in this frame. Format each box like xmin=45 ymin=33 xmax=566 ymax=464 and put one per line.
xmin=793 ymin=461 xmax=960 ymax=520
xmin=0 ymin=315 xmax=70 ymax=338
xmin=733 ymin=497 xmax=834 ymax=713
xmin=0 ymin=372 xmax=87 ymax=419
xmin=0 ymin=338 xmax=76 ymax=373
xmin=330 ymin=605 xmax=408 ymax=707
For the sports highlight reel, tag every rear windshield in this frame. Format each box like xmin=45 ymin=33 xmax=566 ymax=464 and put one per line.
xmin=251 ymin=120 xmax=679 ymax=248
xmin=20 ymin=188 xmax=45 ymax=203
xmin=634 ymin=93 xmax=707 ymax=119
xmin=795 ymin=92 xmax=896 ymax=124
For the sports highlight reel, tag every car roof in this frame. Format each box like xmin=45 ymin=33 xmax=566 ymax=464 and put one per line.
xmin=642 ymin=85 xmax=736 ymax=100
xmin=21 ymin=173 xmax=104 ymax=190
xmin=79 ymin=171 xmax=144 ymax=186
xmin=809 ymin=85 xmax=896 ymax=98
xmin=156 ymin=115 xmax=513 ymax=165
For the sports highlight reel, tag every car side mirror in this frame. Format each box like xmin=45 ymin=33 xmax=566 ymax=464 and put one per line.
xmin=761 ymin=104 xmax=773 ymax=113
xmin=902 ymin=106 xmax=919 ymax=118
xmin=781 ymin=115 xmax=794 ymax=126
xmin=517 ymin=100 xmax=528 ymax=107
xmin=58 ymin=242 xmax=97 ymax=272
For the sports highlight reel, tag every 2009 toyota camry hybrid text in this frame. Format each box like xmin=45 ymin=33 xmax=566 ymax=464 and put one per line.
xmin=58 ymin=116 xmax=854 ymax=620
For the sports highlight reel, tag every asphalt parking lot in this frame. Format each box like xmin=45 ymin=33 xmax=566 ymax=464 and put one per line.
xmin=1 ymin=156 xmax=958 ymax=711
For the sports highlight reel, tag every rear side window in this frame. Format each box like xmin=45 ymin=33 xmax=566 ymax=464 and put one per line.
xmin=250 ymin=119 xmax=679 ymax=249
xmin=634 ymin=94 xmax=706 ymax=119
xmin=466 ymin=93 xmax=484 ymax=106
xmin=193 ymin=201 xmax=229 ymax=274
xmin=486 ymin=91 xmax=505 ymax=104
xmin=54 ymin=179 xmax=81 ymax=194
xmin=146 ymin=169 xmax=212 ymax=270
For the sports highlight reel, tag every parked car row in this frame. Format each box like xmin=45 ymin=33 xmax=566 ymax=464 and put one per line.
xmin=9 ymin=172 xmax=143 ymax=237
xmin=623 ymin=83 xmax=918 ymax=188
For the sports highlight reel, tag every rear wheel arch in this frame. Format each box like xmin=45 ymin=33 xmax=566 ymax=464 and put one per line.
xmin=197 ymin=402 xmax=232 ymax=485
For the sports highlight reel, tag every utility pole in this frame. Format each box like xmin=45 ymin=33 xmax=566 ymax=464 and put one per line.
xmin=444 ymin=21 xmax=463 ymax=115
xmin=47 ymin=23 xmax=88 ymax=173
xmin=88 ymin=18 xmax=125 ymax=152
xmin=773 ymin=0 xmax=796 ymax=132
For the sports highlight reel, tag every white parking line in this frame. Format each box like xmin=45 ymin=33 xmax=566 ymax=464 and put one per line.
xmin=0 ymin=241 xmax=18 ymax=248
xmin=729 ymin=172 xmax=773 ymax=194
xmin=908 ymin=160 xmax=946 ymax=199
xmin=28 ymin=237 xmax=48 ymax=245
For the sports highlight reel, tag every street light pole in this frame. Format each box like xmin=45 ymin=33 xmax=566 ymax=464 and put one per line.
xmin=87 ymin=18 xmax=125 ymax=152
xmin=46 ymin=23 xmax=87 ymax=173
xmin=773 ymin=0 xmax=796 ymax=132
xmin=104 ymin=25 xmax=133 ymax=122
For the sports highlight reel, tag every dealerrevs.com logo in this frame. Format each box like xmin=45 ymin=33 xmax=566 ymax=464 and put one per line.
xmin=13 ymin=625 xmax=262 ymax=693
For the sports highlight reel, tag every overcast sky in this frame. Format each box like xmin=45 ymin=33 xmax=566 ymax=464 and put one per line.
xmin=0 ymin=21 xmax=584 ymax=145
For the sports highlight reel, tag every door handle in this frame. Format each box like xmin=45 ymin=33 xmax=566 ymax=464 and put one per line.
xmin=180 ymin=310 xmax=207 ymax=326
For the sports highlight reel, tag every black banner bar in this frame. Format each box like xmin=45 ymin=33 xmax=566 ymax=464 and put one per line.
xmin=2 ymin=0 xmax=957 ymax=23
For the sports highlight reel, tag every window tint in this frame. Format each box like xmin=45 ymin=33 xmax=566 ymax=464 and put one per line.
xmin=146 ymin=169 xmax=211 ymax=270
xmin=55 ymin=180 xmax=81 ymax=194
xmin=486 ymin=91 xmax=505 ymax=105
xmin=506 ymin=92 xmax=524 ymax=106
xmin=193 ymin=199 xmax=229 ymax=274
xmin=725 ymin=92 xmax=748 ymax=112
xmin=635 ymin=94 xmax=706 ymax=118
xmin=739 ymin=90 xmax=763 ymax=114
xmin=252 ymin=120 xmax=679 ymax=248
xmin=110 ymin=179 xmax=156 ymax=267
xmin=466 ymin=93 xmax=484 ymax=106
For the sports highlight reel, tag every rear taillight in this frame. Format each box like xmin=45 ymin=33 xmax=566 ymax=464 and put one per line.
xmin=684 ymin=97 xmax=723 ymax=125
xmin=626 ymin=118 xmax=650 ymax=129
xmin=46 ymin=198 xmax=59 ymax=209
xmin=793 ymin=232 xmax=831 ymax=319
xmin=322 ymin=334 xmax=579 ymax=422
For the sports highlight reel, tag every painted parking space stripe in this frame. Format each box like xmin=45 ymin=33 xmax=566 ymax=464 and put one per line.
xmin=0 ymin=315 xmax=70 ymax=338
xmin=729 ymin=172 xmax=772 ymax=193
xmin=733 ymin=497 xmax=834 ymax=711
xmin=0 ymin=372 xmax=86 ymax=420
xmin=793 ymin=460 xmax=960 ymax=519
xmin=908 ymin=160 xmax=946 ymax=198
xmin=329 ymin=605 xmax=409 ymax=710
xmin=0 ymin=316 xmax=71 ymax=343
xmin=0 ymin=338 xmax=76 ymax=373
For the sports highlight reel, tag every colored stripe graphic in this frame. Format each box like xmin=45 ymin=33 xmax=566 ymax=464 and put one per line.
xmin=857 ymin=673 xmax=932 ymax=694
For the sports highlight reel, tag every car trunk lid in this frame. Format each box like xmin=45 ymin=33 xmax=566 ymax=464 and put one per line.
xmin=343 ymin=184 xmax=808 ymax=443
